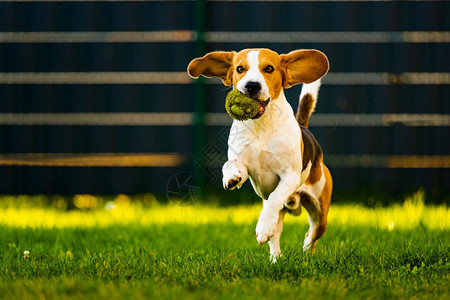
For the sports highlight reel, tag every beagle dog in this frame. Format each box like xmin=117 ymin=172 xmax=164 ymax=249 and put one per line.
xmin=187 ymin=48 xmax=332 ymax=262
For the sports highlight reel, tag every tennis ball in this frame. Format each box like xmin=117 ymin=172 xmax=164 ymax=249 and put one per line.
xmin=225 ymin=89 xmax=260 ymax=121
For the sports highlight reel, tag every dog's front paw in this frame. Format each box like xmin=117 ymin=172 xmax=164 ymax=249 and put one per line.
xmin=222 ymin=161 xmax=248 ymax=191
xmin=223 ymin=173 xmax=242 ymax=190
xmin=222 ymin=166 xmax=243 ymax=190
xmin=255 ymin=212 xmax=278 ymax=245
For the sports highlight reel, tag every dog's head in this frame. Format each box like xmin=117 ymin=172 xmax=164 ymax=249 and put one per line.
xmin=187 ymin=48 xmax=329 ymax=119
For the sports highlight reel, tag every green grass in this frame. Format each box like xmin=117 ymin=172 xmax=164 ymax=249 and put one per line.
xmin=0 ymin=194 xmax=448 ymax=299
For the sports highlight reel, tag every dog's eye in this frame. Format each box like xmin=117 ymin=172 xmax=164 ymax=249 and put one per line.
xmin=264 ymin=65 xmax=274 ymax=73
xmin=236 ymin=66 xmax=244 ymax=73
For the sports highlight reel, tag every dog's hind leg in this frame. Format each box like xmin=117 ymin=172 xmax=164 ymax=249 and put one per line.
xmin=267 ymin=208 xmax=287 ymax=263
xmin=303 ymin=211 xmax=326 ymax=251
xmin=300 ymin=191 xmax=326 ymax=251
xmin=300 ymin=164 xmax=332 ymax=251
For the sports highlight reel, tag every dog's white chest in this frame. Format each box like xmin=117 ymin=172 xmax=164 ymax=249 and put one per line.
xmin=246 ymin=149 xmax=282 ymax=199
xmin=228 ymin=111 xmax=302 ymax=199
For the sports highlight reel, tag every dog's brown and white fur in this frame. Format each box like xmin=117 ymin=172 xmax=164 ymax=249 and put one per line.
xmin=188 ymin=49 xmax=332 ymax=261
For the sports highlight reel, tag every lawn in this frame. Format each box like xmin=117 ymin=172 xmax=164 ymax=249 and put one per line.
xmin=0 ymin=192 xmax=448 ymax=299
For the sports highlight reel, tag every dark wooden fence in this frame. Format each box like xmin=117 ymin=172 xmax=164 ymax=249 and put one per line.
xmin=0 ymin=0 xmax=448 ymax=199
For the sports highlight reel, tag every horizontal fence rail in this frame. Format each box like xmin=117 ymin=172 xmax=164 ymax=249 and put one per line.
xmin=0 ymin=153 xmax=187 ymax=167
xmin=324 ymin=73 xmax=450 ymax=85
xmin=0 ymin=72 xmax=193 ymax=84
xmin=310 ymin=114 xmax=450 ymax=127
xmin=0 ymin=31 xmax=196 ymax=43
xmin=204 ymin=31 xmax=450 ymax=43
xmin=326 ymin=155 xmax=450 ymax=169
xmin=1 ymin=113 xmax=448 ymax=127
xmin=0 ymin=113 xmax=195 ymax=126
xmin=0 ymin=72 xmax=448 ymax=85
xmin=1 ymin=31 xmax=449 ymax=43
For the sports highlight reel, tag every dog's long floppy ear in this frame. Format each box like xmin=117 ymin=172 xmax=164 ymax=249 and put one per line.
xmin=280 ymin=50 xmax=329 ymax=88
xmin=187 ymin=51 xmax=236 ymax=86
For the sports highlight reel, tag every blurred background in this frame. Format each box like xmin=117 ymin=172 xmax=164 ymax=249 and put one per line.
xmin=0 ymin=0 xmax=448 ymax=205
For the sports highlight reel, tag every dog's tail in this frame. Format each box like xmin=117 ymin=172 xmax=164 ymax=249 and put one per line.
xmin=295 ymin=79 xmax=322 ymax=128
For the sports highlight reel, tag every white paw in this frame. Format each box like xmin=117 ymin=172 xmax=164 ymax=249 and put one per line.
xmin=303 ymin=235 xmax=313 ymax=252
xmin=255 ymin=212 xmax=278 ymax=245
xmin=303 ymin=244 xmax=312 ymax=252
xmin=222 ymin=170 xmax=242 ymax=190
xmin=222 ymin=161 xmax=248 ymax=191
xmin=270 ymin=252 xmax=282 ymax=263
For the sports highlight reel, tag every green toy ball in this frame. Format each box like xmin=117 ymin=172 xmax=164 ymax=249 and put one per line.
xmin=225 ymin=89 xmax=260 ymax=121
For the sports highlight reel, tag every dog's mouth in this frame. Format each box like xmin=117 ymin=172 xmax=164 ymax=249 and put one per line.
xmin=251 ymin=98 xmax=271 ymax=119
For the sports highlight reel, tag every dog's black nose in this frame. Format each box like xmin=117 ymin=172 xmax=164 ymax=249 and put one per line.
xmin=245 ymin=81 xmax=261 ymax=96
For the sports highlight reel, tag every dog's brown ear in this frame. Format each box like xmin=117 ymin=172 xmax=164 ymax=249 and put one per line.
xmin=187 ymin=51 xmax=236 ymax=86
xmin=280 ymin=50 xmax=329 ymax=88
